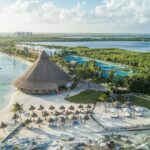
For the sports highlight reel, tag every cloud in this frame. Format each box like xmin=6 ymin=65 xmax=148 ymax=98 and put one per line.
xmin=0 ymin=0 xmax=150 ymax=32
xmin=0 ymin=0 xmax=86 ymax=25
xmin=94 ymin=0 xmax=150 ymax=25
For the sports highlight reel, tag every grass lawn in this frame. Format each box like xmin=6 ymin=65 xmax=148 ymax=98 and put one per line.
xmin=66 ymin=90 xmax=150 ymax=109
xmin=66 ymin=90 xmax=103 ymax=104
xmin=130 ymin=95 xmax=150 ymax=109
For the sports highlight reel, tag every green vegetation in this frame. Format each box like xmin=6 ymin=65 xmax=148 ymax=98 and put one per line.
xmin=66 ymin=90 xmax=102 ymax=104
xmin=66 ymin=90 xmax=150 ymax=109
xmin=11 ymin=102 xmax=23 ymax=123
xmin=1 ymin=33 xmax=150 ymax=42
xmin=130 ymin=95 xmax=150 ymax=109
xmin=98 ymin=93 xmax=109 ymax=102
xmin=51 ymin=46 xmax=150 ymax=93
xmin=0 ymin=39 xmax=37 ymax=62
xmin=0 ymin=34 xmax=149 ymax=93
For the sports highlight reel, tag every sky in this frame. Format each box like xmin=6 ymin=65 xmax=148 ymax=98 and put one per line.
xmin=0 ymin=0 xmax=150 ymax=33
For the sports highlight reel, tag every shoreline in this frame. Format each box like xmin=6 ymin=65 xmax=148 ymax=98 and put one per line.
xmin=0 ymin=52 xmax=31 ymax=112
xmin=0 ymin=52 xmax=32 ymax=66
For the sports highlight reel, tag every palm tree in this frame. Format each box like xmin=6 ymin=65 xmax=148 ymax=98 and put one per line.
xmin=98 ymin=93 xmax=108 ymax=112
xmin=0 ymin=122 xmax=7 ymax=133
xmin=24 ymin=119 xmax=32 ymax=128
xmin=11 ymin=102 xmax=23 ymax=123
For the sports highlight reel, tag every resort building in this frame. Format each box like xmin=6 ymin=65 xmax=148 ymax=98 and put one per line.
xmin=13 ymin=51 xmax=70 ymax=94
xmin=14 ymin=32 xmax=32 ymax=36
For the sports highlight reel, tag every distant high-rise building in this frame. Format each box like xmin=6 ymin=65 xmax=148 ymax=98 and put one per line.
xmin=14 ymin=32 xmax=33 ymax=36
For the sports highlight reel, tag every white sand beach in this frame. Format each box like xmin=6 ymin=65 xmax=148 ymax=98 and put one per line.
xmin=93 ymin=102 xmax=150 ymax=128
xmin=0 ymin=88 xmax=103 ymax=139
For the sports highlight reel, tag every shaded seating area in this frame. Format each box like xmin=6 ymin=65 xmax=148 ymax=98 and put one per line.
xmin=135 ymin=107 xmax=144 ymax=117
xmin=21 ymin=104 xmax=92 ymax=129
xmin=123 ymin=108 xmax=131 ymax=117
xmin=13 ymin=51 xmax=70 ymax=94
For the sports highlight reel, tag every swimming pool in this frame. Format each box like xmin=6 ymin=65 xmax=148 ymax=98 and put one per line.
xmin=64 ymin=55 xmax=130 ymax=78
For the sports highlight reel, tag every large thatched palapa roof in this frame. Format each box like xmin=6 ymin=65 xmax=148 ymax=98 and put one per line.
xmin=13 ymin=51 xmax=70 ymax=94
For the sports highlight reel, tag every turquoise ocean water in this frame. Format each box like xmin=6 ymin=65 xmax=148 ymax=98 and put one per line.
xmin=0 ymin=54 xmax=27 ymax=109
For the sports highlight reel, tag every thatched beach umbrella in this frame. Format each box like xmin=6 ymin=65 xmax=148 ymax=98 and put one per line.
xmin=42 ymin=111 xmax=49 ymax=120
xmin=49 ymin=105 xmax=55 ymax=112
xmin=68 ymin=105 xmax=75 ymax=111
xmin=29 ymin=105 xmax=36 ymax=112
xmin=0 ymin=122 xmax=7 ymax=133
xmin=78 ymin=104 xmax=83 ymax=109
xmin=31 ymin=112 xmax=37 ymax=121
xmin=85 ymin=104 xmax=92 ymax=110
xmin=54 ymin=110 xmax=61 ymax=117
xmin=12 ymin=113 xmax=19 ymax=123
xmin=48 ymin=118 xmax=55 ymax=123
xmin=24 ymin=119 xmax=32 ymax=128
xmin=71 ymin=115 xmax=77 ymax=120
xmin=83 ymin=115 xmax=89 ymax=123
xmin=64 ymin=111 xmax=71 ymax=116
xmin=75 ymin=110 xmax=80 ymax=115
xmin=13 ymin=51 xmax=70 ymax=94
xmin=36 ymin=118 xmax=43 ymax=128
xmin=59 ymin=105 xmax=65 ymax=111
xmin=38 ymin=105 xmax=45 ymax=112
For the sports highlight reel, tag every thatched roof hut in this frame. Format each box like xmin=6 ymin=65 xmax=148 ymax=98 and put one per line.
xmin=13 ymin=51 xmax=70 ymax=94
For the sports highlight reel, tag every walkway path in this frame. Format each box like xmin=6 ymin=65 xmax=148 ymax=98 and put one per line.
xmin=131 ymin=94 xmax=150 ymax=101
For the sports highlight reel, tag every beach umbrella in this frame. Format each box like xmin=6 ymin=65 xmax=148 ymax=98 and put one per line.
xmin=48 ymin=118 xmax=55 ymax=123
xmin=71 ymin=115 xmax=77 ymax=120
xmin=0 ymin=122 xmax=7 ymax=133
xmin=38 ymin=105 xmax=45 ymax=112
xmin=28 ymin=105 xmax=36 ymax=112
xmin=54 ymin=110 xmax=61 ymax=116
xmin=42 ymin=111 xmax=49 ymax=120
xmin=75 ymin=110 xmax=80 ymax=115
xmin=78 ymin=104 xmax=83 ymax=109
xmin=49 ymin=105 xmax=55 ymax=112
xmin=68 ymin=105 xmax=75 ymax=111
xmin=12 ymin=113 xmax=19 ymax=123
xmin=31 ymin=112 xmax=37 ymax=121
xmin=36 ymin=118 xmax=43 ymax=128
xmin=24 ymin=119 xmax=32 ymax=128
xmin=64 ymin=111 xmax=71 ymax=116
xmin=59 ymin=105 xmax=65 ymax=110
xmin=85 ymin=104 xmax=92 ymax=110
xmin=83 ymin=115 xmax=89 ymax=123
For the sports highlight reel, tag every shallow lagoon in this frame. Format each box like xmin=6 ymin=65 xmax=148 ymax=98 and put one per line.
xmin=0 ymin=54 xmax=27 ymax=109
xmin=32 ymin=41 xmax=150 ymax=52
